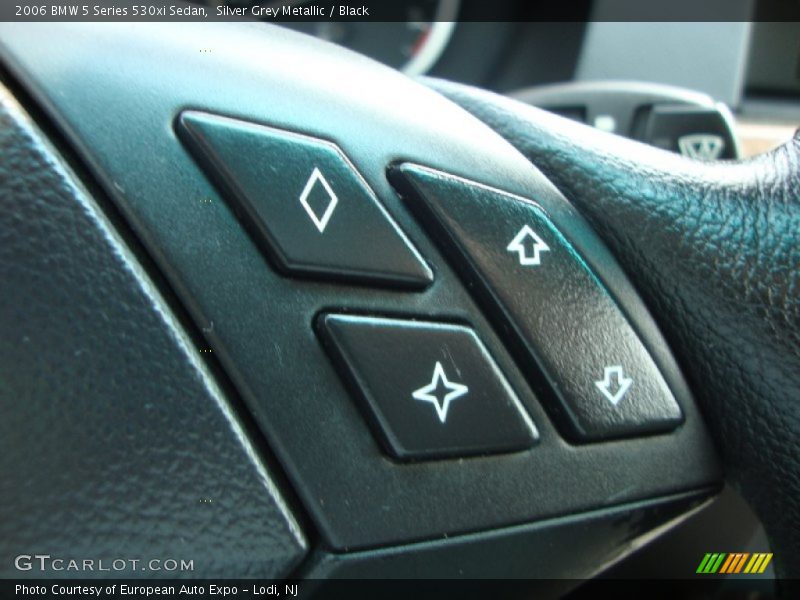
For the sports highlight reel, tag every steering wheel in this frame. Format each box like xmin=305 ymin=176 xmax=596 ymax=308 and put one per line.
xmin=426 ymin=78 xmax=800 ymax=574
xmin=0 ymin=21 xmax=797 ymax=589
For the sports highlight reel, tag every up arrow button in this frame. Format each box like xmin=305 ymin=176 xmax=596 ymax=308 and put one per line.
xmin=507 ymin=224 xmax=550 ymax=267
xmin=392 ymin=163 xmax=684 ymax=442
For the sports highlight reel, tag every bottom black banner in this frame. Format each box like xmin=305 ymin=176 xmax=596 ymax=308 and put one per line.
xmin=1 ymin=578 xmax=791 ymax=600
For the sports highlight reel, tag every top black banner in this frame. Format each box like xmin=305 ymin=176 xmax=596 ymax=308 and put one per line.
xmin=4 ymin=0 xmax=800 ymax=23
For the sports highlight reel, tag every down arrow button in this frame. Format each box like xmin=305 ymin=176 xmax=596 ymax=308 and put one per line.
xmin=391 ymin=164 xmax=683 ymax=442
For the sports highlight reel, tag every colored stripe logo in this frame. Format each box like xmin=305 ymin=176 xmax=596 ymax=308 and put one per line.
xmin=696 ymin=553 xmax=773 ymax=574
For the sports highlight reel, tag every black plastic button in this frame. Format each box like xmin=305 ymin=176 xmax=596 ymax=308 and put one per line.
xmin=317 ymin=314 xmax=538 ymax=461
xmin=638 ymin=104 xmax=737 ymax=159
xmin=178 ymin=112 xmax=432 ymax=288
xmin=392 ymin=165 xmax=683 ymax=442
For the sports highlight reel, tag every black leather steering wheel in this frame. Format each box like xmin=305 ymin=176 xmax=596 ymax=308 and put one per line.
xmin=0 ymin=20 xmax=797 ymax=588
xmin=426 ymin=80 xmax=800 ymax=578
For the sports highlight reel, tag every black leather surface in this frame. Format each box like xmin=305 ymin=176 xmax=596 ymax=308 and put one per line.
xmin=0 ymin=22 xmax=721 ymax=552
xmin=428 ymin=79 xmax=800 ymax=577
xmin=0 ymin=85 xmax=306 ymax=578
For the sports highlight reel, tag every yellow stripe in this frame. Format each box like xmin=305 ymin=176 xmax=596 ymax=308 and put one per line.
xmin=734 ymin=553 xmax=750 ymax=573
xmin=758 ymin=553 xmax=773 ymax=574
xmin=719 ymin=553 xmax=736 ymax=574
xmin=750 ymin=554 xmax=766 ymax=573
xmin=743 ymin=554 xmax=758 ymax=573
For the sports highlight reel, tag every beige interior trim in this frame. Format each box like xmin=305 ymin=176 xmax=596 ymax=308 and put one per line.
xmin=736 ymin=121 xmax=798 ymax=158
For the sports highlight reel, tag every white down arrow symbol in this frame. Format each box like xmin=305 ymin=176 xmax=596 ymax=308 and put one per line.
xmin=594 ymin=365 xmax=634 ymax=406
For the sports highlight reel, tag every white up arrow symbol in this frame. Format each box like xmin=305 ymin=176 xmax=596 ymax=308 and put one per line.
xmin=507 ymin=225 xmax=550 ymax=267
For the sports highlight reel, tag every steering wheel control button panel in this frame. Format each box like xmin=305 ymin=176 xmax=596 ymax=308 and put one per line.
xmin=178 ymin=111 xmax=433 ymax=288
xmin=392 ymin=165 xmax=683 ymax=442
xmin=317 ymin=314 xmax=538 ymax=460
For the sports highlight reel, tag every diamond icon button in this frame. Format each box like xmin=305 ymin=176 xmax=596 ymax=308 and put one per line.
xmin=299 ymin=166 xmax=338 ymax=233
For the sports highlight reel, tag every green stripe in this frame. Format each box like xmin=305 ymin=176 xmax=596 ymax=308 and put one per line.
xmin=704 ymin=553 xmax=720 ymax=573
xmin=710 ymin=553 xmax=727 ymax=573
xmin=696 ymin=554 xmax=713 ymax=574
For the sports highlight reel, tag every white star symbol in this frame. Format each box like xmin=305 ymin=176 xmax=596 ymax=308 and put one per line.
xmin=411 ymin=361 xmax=469 ymax=424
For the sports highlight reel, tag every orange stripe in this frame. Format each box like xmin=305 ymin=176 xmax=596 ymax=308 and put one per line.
xmin=734 ymin=553 xmax=750 ymax=573
xmin=719 ymin=554 xmax=736 ymax=574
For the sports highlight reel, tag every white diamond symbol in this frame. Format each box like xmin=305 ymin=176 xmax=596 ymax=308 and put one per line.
xmin=298 ymin=167 xmax=338 ymax=233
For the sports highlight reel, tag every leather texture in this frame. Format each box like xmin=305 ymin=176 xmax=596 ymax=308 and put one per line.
xmin=0 ymin=22 xmax=720 ymax=553
xmin=0 ymin=86 xmax=306 ymax=578
xmin=429 ymin=79 xmax=800 ymax=577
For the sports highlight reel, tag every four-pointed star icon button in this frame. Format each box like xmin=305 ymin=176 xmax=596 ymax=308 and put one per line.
xmin=412 ymin=361 xmax=469 ymax=424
